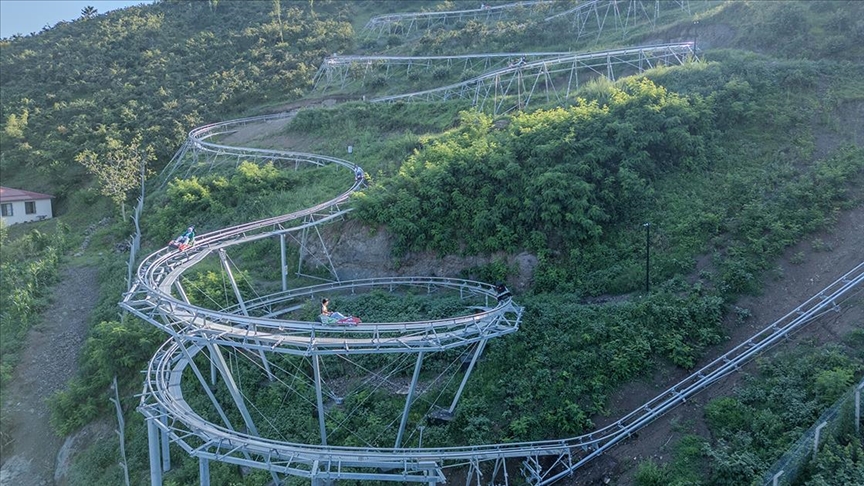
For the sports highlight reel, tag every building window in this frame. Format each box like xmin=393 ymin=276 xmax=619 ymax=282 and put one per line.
xmin=1 ymin=203 xmax=12 ymax=217
xmin=25 ymin=201 xmax=36 ymax=214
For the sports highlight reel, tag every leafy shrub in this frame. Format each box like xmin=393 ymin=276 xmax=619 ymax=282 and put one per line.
xmin=356 ymin=77 xmax=717 ymax=259
xmin=635 ymin=460 xmax=668 ymax=486
xmin=700 ymin=344 xmax=863 ymax=484
xmin=0 ymin=225 xmax=67 ymax=388
xmin=432 ymin=66 xmax=450 ymax=80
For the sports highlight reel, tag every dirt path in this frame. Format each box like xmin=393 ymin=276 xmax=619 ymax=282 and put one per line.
xmin=0 ymin=265 xmax=99 ymax=486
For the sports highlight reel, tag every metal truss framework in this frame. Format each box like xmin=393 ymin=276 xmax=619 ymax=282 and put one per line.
xmin=351 ymin=43 xmax=696 ymax=115
xmin=127 ymin=114 xmax=528 ymax=484
xmin=314 ymin=44 xmax=694 ymax=114
xmin=363 ymin=1 xmax=691 ymax=41
xmin=160 ymin=112 xmax=305 ymax=187
xmin=544 ymin=0 xmax=691 ymax=40
xmin=363 ymin=1 xmax=558 ymax=38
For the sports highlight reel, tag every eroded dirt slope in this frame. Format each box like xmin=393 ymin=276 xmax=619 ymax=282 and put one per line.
xmin=0 ymin=265 xmax=99 ymax=486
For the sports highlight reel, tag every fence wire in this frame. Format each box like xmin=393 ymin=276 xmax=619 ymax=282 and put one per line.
xmin=761 ymin=376 xmax=864 ymax=486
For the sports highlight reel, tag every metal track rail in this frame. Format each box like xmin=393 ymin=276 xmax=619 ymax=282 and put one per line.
xmin=124 ymin=275 xmax=523 ymax=355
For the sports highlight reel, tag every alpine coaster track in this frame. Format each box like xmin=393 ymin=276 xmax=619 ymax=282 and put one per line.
xmin=122 ymin=3 xmax=863 ymax=483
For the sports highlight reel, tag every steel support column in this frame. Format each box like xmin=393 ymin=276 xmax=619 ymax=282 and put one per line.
xmin=209 ymin=343 xmax=259 ymax=436
xmin=159 ymin=413 xmax=170 ymax=472
xmin=448 ymin=339 xmax=487 ymax=414
xmin=175 ymin=281 xmax=218 ymax=387
xmin=174 ymin=281 xmax=190 ymax=304
xmin=313 ymin=224 xmax=340 ymax=281
xmin=280 ymin=234 xmax=288 ymax=291
xmin=395 ymin=352 xmax=424 ymax=448
xmin=856 ymin=379 xmax=862 ymax=435
xmin=219 ymin=249 xmax=249 ymax=315
xmin=210 ymin=348 xmax=217 ymax=387
xmin=218 ymin=249 xmax=274 ymax=381
xmin=492 ymin=457 xmax=509 ymax=485
xmin=199 ymin=457 xmax=210 ymax=486
xmin=176 ymin=341 xmax=235 ymax=430
xmin=297 ymin=225 xmax=309 ymax=275
xmin=147 ymin=416 xmax=162 ymax=486
xmin=312 ymin=354 xmax=328 ymax=445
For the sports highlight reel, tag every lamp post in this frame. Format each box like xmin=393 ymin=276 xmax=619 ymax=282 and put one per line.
xmin=693 ymin=20 xmax=700 ymax=53
xmin=643 ymin=222 xmax=650 ymax=293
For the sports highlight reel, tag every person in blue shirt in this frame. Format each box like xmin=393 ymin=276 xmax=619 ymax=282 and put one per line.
xmin=170 ymin=226 xmax=195 ymax=250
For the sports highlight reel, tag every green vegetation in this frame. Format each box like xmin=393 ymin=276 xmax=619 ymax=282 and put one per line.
xmin=448 ymin=290 xmax=725 ymax=443
xmin=704 ymin=345 xmax=860 ymax=484
xmin=356 ymin=77 xmax=717 ymax=258
xmin=351 ymin=56 xmax=864 ymax=298
xmin=717 ymin=0 xmax=864 ymax=62
xmin=0 ymin=0 xmax=353 ymax=202
xmin=0 ymin=223 xmax=68 ymax=386
xmin=0 ymin=221 xmax=68 ymax=450
xmin=146 ymin=160 xmax=349 ymax=243
xmin=801 ymin=433 xmax=864 ymax=486
xmin=1 ymin=0 xmax=862 ymax=485
xmin=635 ymin=342 xmax=864 ymax=485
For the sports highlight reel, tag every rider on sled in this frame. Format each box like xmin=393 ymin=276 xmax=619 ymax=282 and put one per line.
xmin=320 ymin=298 xmax=361 ymax=325
xmin=169 ymin=226 xmax=196 ymax=251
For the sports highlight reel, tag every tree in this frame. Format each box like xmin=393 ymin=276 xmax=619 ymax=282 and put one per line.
xmin=272 ymin=0 xmax=284 ymax=43
xmin=80 ymin=6 xmax=97 ymax=19
xmin=75 ymin=134 xmax=154 ymax=220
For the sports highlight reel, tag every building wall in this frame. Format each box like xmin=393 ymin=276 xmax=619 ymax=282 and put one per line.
xmin=0 ymin=198 xmax=53 ymax=226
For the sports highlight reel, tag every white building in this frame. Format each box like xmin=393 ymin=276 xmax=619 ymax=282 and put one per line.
xmin=0 ymin=186 xmax=54 ymax=226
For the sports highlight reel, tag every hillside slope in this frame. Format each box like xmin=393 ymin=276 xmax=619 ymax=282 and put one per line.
xmin=1 ymin=1 xmax=862 ymax=485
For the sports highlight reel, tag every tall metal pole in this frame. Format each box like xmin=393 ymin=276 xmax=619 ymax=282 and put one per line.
xmin=813 ymin=421 xmax=827 ymax=457
xmin=644 ymin=222 xmax=650 ymax=293
xmin=159 ymin=413 xmax=170 ymax=472
xmin=297 ymin=225 xmax=309 ymax=276
xmin=312 ymin=354 xmax=328 ymax=445
xmin=448 ymin=339 xmax=487 ymax=414
xmin=208 ymin=344 xmax=259 ymax=436
xmin=396 ymin=352 xmax=425 ymax=448
xmin=147 ymin=416 xmax=162 ymax=486
xmin=693 ymin=20 xmax=700 ymax=52
xmin=199 ymin=458 xmax=211 ymax=486
xmin=219 ymin=249 xmax=274 ymax=381
xmin=280 ymin=234 xmax=288 ymax=292
xmin=856 ymin=379 xmax=862 ymax=435
xmin=177 ymin=341 xmax=235 ymax=430
xmin=110 ymin=377 xmax=131 ymax=486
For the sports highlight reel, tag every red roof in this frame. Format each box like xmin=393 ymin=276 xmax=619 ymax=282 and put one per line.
xmin=0 ymin=186 xmax=54 ymax=203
